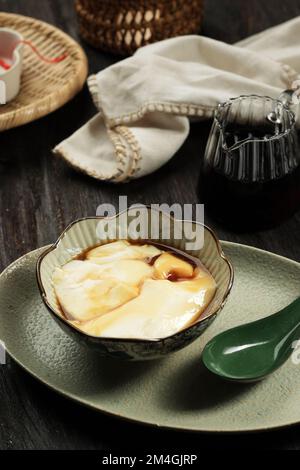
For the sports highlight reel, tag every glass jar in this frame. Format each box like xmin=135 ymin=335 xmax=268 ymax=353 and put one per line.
xmin=199 ymin=95 xmax=300 ymax=231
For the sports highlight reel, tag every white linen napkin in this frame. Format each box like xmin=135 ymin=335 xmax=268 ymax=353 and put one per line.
xmin=54 ymin=16 xmax=300 ymax=182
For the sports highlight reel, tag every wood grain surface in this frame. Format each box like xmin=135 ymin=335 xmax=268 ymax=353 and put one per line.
xmin=0 ymin=0 xmax=299 ymax=450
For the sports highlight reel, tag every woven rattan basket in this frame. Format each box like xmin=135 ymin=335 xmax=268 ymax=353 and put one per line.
xmin=0 ymin=13 xmax=88 ymax=132
xmin=75 ymin=0 xmax=204 ymax=55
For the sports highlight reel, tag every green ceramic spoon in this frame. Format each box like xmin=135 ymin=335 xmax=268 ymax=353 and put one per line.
xmin=202 ymin=297 xmax=300 ymax=382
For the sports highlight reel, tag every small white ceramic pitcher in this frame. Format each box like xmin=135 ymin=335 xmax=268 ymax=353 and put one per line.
xmin=0 ymin=28 xmax=24 ymax=103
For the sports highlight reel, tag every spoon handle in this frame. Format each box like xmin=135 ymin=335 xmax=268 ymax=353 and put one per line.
xmin=272 ymin=297 xmax=300 ymax=365
xmin=275 ymin=297 xmax=300 ymax=323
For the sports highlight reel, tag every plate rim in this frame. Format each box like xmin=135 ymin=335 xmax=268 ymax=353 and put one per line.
xmin=1 ymin=242 xmax=300 ymax=434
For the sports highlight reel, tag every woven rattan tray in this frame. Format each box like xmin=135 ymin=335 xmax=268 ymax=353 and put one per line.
xmin=0 ymin=13 xmax=88 ymax=131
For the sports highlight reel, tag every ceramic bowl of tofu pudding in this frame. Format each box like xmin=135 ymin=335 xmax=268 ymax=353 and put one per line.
xmin=36 ymin=208 xmax=233 ymax=360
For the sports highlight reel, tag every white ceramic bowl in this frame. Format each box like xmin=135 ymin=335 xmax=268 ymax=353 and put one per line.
xmin=0 ymin=28 xmax=23 ymax=103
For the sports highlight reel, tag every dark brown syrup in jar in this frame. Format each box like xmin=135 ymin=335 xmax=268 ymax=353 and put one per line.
xmin=199 ymin=122 xmax=300 ymax=231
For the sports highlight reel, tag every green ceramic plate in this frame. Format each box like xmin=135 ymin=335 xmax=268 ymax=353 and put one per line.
xmin=0 ymin=242 xmax=300 ymax=433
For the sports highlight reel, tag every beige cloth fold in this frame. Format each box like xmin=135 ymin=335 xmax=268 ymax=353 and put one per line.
xmin=54 ymin=16 xmax=300 ymax=182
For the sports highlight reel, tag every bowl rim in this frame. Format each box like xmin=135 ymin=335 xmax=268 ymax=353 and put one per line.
xmin=36 ymin=207 xmax=234 ymax=343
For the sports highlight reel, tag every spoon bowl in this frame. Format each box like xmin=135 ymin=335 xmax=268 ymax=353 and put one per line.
xmin=202 ymin=297 xmax=300 ymax=382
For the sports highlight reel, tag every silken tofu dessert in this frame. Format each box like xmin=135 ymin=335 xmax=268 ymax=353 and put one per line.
xmin=52 ymin=240 xmax=217 ymax=340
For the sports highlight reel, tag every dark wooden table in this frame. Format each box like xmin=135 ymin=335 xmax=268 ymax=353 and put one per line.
xmin=0 ymin=0 xmax=300 ymax=451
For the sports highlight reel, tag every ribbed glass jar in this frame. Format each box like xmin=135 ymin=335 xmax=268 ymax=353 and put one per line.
xmin=199 ymin=95 xmax=300 ymax=231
